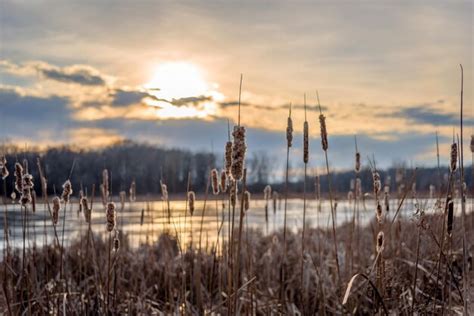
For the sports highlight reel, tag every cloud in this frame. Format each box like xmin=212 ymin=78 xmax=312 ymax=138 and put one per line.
xmin=390 ymin=103 xmax=474 ymax=126
xmin=111 ymin=88 xmax=157 ymax=107
xmin=0 ymin=60 xmax=108 ymax=86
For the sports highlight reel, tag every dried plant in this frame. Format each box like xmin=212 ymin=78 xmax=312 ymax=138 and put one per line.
xmin=52 ymin=196 xmax=60 ymax=225
xmin=231 ymin=125 xmax=246 ymax=181
xmin=211 ymin=168 xmax=219 ymax=195
xmin=102 ymin=169 xmax=109 ymax=203
xmin=129 ymin=180 xmax=136 ymax=202
xmin=61 ymin=180 xmax=73 ymax=203
xmin=243 ymin=190 xmax=250 ymax=212
xmin=14 ymin=162 xmax=24 ymax=193
xmin=188 ymin=191 xmax=195 ymax=216
xmin=225 ymin=141 xmax=233 ymax=176
xmin=0 ymin=156 xmax=8 ymax=179
xmin=303 ymin=121 xmax=309 ymax=163
xmin=106 ymin=202 xmax=116 ymax=232
xmin=450 ymin=142 xmax=457 ymax=172
xmin=220 ymin=169 xmax=227 ymax=193
xmin=355 ymin=152 xmax=361 ymax=173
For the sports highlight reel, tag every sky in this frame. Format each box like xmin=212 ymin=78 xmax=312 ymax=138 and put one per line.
xmin=0 ymin=0 xmax=472 ymax=172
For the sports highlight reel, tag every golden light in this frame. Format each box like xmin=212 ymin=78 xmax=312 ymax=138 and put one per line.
xmin=144 ymin=61 xmax=223 ymax=119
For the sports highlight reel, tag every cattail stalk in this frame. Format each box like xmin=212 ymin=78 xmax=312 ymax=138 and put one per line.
xmin=317 ymin=92 xmax=341 ymax=286
xmin=280 ymin=103 xmax=292 ymax=302
xmin=301 ymin=95 xmax=309 ymax=306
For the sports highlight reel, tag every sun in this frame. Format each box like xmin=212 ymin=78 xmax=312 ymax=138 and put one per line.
xmin=144 ymin=61 xmax=223 ymax=119
xmin=146 ymin=62 xmax=209 ymax=100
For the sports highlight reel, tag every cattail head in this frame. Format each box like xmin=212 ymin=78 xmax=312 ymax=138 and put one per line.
xmin=129 ymin=180 xmax=136 ymax=202
xmin=447 ymin=195 xmax=454 ymax=236
xmin=244 ymin=190 xmax=250 ymax=212
xmin=272 ymin=191 xmax=278 ymax=213
xmin=211 ymin=169 xmax=219 ymax=195
xmin=140 ymin=208 xmax=145 ymax=225
xmin=20 ymin=187 xmax=32 ymax=206
xmin=220 ymin=170 xmax=227 ymax=193
xmin=376 ymin=231 xmax=385 ymax=253
xmin=188 ymin=191 xmax=195 ymax=216
xmin=264 ymin=185 xmax=272 ymax=200
xmin=450 ymin=142 xmax=457 ymax=172
xmin=106 ymin=202 xmax=116 ymax=232
xmin=61 ymin=180 xmax=73 ymax=203
xmin=0 ymin=156 xmax=8 ymax=180
xmin=319 ymin=113 xmax=328 ymax=151
xmin=376 ymin=201 xmax=383 ymax=223
xmin=225 ymin=141 xmax=233 ymax=176
xmin=14 ymin=162 xmax=24 ymax=193
xmin=384 ymin=191 xmax=389 ymax=212
xmin=113 ymin=232 xmax=120 ymax=252
xmin=470 ymin=135 xmax=474 ymax=153
xmin=160 ymin=181 xmax=168 ymax=201
xmin=231 ymin=126 xmax=246 ymax=181
xmin=81 ymin=195 xmax=91 ymax=223
xmin=52 ymin=196 xmax=60 ymax=225
xmin=303 ymin=121 xmax=309 ymax=163
xmin=355 ymin=152 xmax=361 ymax=173
xmin=373 ymin=172 xmax=381 ymax=195
xmin=286 ymin=116 xmax=293 ymax=148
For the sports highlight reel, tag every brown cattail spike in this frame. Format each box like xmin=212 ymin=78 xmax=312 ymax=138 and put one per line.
xmin=61 ymin=180 xmax=73 ymax=203
xmin=303 ymin=121 xmax=309 ymax=164
xmin=211 ymin=169 xmax=219 ymax=195
xmin=376 ymin=231 xmax=385 ymax=253
xmin=106 ymin=202 xmax=116 ymax=232
xmin=447 ymin=195 xmax=454 ymax=236
xmin=470 ymin=135 xmax=474 ymax=153
xmin=376 ymin=201 xmax=383 ymax=223
xmin=0 ymin=156 xmax=8 ymax=180
xmin=220 ymin=170 xmax=227 ymax=193
xmin=373 ymin=172 xmax=381 ymax=195
xmin=231 ymin=126 xmax=246 ymax=181
xmin=129 ymin=180 xmax=136 ymax=202
xmin=286 ymin=104 xmax=293 ymax=148
xmin=52 ymin=196 xmax=60 ymax=225
xmin=450 ymin=142 xmax=457 ymax=172
xmin=102 ymin=169 xmax=109 ymax=202
xmin=355 ymin=152 xmax=361 ymax=173
xmin=14 ymin=162 xmax=24 ymax=193
xmin=188 ymin=191 xmax=195 ymax=216
xmin=244 ymin=190 xmax=250 ymax=212
xmin=225 ymin=141 xmax=232 ymax=176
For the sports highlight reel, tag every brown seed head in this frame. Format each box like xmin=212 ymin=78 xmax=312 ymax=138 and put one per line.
xmin=52 ymin=196 xmax=60 ymax=225
xmin=225 ymin=141 xmax=233 ymax=176
xmin=376 ymin=231 xmax=385 ymax=253
xmin=450 ymin=142 xmax=457 ymax=172
xmin=231 ymin=126 xmax=246 ymax=180
xmin=303 ymin=121 xmax=309 ymax=163
xmin=106 ymin=202 xmax=116 ymax=232
xmin=244 ymin=190 xmax=250 ymax=212
xmin=220 ymin=170 xmax=227 ymax=193
xmin=211 ymin=169 xmax=219 ymax=195
xmin=319 ymin=114 xmax=328 ymax=151
xmin=188 ymin=191 xmax=195 ymax=216
xmin=61 ymin=180 xmax=73 ymax=203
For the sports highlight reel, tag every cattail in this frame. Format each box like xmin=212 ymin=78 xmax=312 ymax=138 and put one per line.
xmin=450 ymin=142 xmax=457 ymax=172
xmin=113 ymin=232 xmax=120 ymax=252
xmin=376 ymin=201 xmax=383 ymax=223
xmin=20 ymin=172 xmax=34 ymax=206
xmin=14 ymin=162 xmax=24 ymax=193
xmin=220 ymin=170 xmax=227 ymax=193
xmin=129 ymin=180 xmax=136 ymax=202
xmin=0 ymin=156 xmax=8 ymax=180
xmin=52 ymin=196 xmax=60 ymax=225
xmin=470 ymin=135 xmax=474 ymax=153
xmin=119 ymin=191 xmax=126 ymax=209
xmin=244 ymin=190 xmax=250 ymax=212
xmin=140 ymin=209 xmax=145 ymax=225
xmin=231 ymin=126 xmax=246 ymax=180
xmin=81 ymin=195 xmax=91 ymax=223
xmin=106 ymin=202 xmax=116 ymax=232
xmin=447 ymin=195 xmax=454 ymax=236
xmin=376 ymin=231 xmax=385 ymax=253
xmin=315 ymin=174 xmax=321 ymax=203
xmin=161 ymin=181 xmax=168 ymax=201
xmin=355 ymin=152 xmax=361 ymax=173
xmin=225 ymin=141 xmax=232 ymax=176
xmin=61 ymin=180 xmax=73 ymax=203
xmin=264 ymin=185 xmax=272 ymax=200
xmin=272 ymin=191 xmax=278 ymax=214
xmin=372 ymin=172 xmax=381 ymax=195
xmin=319 ymin=113 xmax=328 ymax=151
xmin=211 ymin=169 xmax=219 ymax=195
xmin=287 ymin=115 xmax=293 ymax=148
xmin=102 ymin=169 xmax=109 ymax=202
xmin=188 ymin=191 xmax=195 ymax=216
xmin=384 ymin=192 xmax=389 ymax=212
xmin=348 ymin=190 xmax=354 ymax=202
xmin=303 ymin=121 xmax=309 ymax=163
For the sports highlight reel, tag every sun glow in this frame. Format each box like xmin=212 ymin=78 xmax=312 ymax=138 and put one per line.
xmin=144 ymin=62 xmax=222 ymax=119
